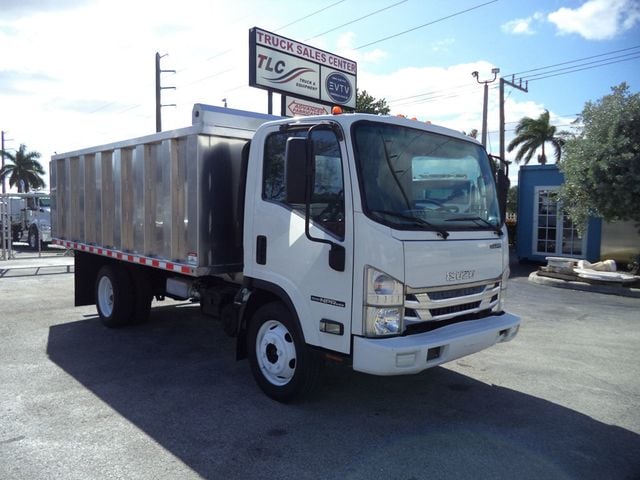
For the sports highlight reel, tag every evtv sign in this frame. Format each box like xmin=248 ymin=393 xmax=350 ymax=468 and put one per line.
xmin=249 ymin=27 xmax=357 ymax=109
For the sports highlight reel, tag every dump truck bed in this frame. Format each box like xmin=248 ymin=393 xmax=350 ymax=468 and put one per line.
xmin=50 ymin=105 xmax=276 ymax=276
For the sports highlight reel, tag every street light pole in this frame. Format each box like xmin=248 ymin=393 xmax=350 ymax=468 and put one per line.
xmin=472 ymin=67 xmax=500 ymax=148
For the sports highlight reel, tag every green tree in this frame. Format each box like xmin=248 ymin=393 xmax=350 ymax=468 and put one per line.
xmin=506 ymin=185 xmax=518 ymax=215
xmin=507 ymin=110 xmax=564 ymax=165
xmin=355 ymin=89 xmax=390 ymax=115
xmin=560 ymin=83 xmax=640 ymax=231
xmin=0 ymin=144 xmax=46 ymax=192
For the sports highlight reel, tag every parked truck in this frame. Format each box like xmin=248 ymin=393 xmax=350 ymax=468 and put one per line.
xmin=50 ymin=104 xmax=520 ymax=401
xmin=0 ymin=193 xmax=52 ymax=249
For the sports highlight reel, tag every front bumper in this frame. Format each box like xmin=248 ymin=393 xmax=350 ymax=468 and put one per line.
xmin=352 ymin=313 xmax=520 ymax=376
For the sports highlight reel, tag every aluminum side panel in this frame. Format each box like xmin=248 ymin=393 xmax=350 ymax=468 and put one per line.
xmin=51 ymin=131 xmax=248 ymax=274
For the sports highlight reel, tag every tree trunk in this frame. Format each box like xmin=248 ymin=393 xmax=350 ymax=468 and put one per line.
xmin=539 ymin=143 xmax=547 ymax=165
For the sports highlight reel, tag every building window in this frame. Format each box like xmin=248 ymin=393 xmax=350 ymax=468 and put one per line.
xmin=533 ymin=187 xmax=584 ymax=258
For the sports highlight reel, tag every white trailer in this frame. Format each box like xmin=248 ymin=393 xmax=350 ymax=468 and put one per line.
xmin=51 ymin=104 xmax=520 ymax=401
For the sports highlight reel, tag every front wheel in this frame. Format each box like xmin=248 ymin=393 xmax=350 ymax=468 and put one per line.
xmin=247 ymin=302 xmax=320 ymax=402
xmin=28 ymin=227 xmax=40 ymax=250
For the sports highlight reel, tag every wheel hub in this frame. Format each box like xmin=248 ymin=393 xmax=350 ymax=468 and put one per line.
xmin=266 ymin=342 xmax=279 ymax=364
xmin=256 ymin=320 xmax=297 ymax=386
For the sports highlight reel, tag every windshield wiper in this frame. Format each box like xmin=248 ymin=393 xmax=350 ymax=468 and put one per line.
xmin=371 ymin=210 xmax=450 ymax=239
xmin=446 ymin=216 xmax=503 ymax=236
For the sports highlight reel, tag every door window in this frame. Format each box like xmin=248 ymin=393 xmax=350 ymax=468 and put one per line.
xmin=263 ymin=128 xmax=345 ymax=239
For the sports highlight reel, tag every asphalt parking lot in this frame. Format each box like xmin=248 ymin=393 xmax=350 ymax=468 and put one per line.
xmin=1 ymin=253 xmax=639 ymax=480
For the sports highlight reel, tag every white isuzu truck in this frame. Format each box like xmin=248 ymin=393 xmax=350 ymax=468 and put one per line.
xmin=51 ymin=104 xmax=519 ymax=401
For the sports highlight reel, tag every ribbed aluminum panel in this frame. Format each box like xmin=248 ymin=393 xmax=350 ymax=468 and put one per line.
xmin=50 ymin=109 xmax=266 ymax=275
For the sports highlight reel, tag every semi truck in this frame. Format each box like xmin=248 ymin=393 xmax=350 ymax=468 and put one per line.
xmin=0 ymin=193 xmax=52 ymax=249
xmin=50 ymin=104 xmax=520 ymax=401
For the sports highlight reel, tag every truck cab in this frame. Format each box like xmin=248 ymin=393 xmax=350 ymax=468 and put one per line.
xmin=25 ymin=195 xmax=52 ymax=249
xmin=242 ymin=112 xmax=518 ymax=395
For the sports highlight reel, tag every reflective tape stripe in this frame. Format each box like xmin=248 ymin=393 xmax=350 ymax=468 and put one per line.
xmin=52 ymin=239 xmax=195 ymax=275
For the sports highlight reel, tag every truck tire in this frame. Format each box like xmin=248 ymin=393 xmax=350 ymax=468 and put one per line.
xmin=28 ymin=227 xmax=40 ymax=250
xmin=95 ymin=264 xmax=135 ymax=328
xmin=247 ymin=302 xmax=320 ymax=402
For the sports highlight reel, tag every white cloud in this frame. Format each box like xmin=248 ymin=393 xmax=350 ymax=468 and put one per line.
xmin=548 ymin=0 xmax=640 ymax=40
xmin=335 ymin=32 xmax=387 ymax=64
xmin=430 ymin=38 xmax=455 ymax=53
xmin=501 ymin=12 xmax=544 ymax=35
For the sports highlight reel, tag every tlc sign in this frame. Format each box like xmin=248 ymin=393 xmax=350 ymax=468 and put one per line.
xmin=257 ymin=54 xmax=285 ymax=73
xmin=249 ymin=27 xmax=357 ymax=109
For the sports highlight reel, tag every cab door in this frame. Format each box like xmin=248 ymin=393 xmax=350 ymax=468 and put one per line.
xmin=246 ymin=123 xmax=354 ymax=354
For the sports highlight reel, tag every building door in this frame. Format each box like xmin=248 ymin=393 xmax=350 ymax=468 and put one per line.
xmin=533 ymin=187 xmax=585 ymax=258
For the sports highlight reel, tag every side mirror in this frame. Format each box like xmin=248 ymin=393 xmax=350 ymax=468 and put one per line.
xmin=497 ymin=169 xmax=510 ymax=224
xmin=285 ymin=137 xmax=308 ymax=204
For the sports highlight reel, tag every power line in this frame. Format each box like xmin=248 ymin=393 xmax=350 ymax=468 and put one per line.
xmin=305 ymin=0 xmax=408 ymax=41
xmin=170 ymin=0 xmax=354 ymax=97
xmin=521 ymin=52 xmax=640 ymax=80
xmin=526 ymin=55 xmax=640 ymax=83
xmin=355 ymin=0 xmax=498 ymax=50
xmin=388 ymin=81 xmax=476 ymax=104
xmin=511 ymin=44 xmax=640 ymax=77
xmin=388 ymin=44 xmax=640 ymax=109
xmin=275 ymin=0 xmax=346 ymax=32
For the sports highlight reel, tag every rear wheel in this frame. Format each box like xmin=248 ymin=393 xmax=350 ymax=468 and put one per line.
xmin=247 ymin=302 xmax=320 ymax=402
xmin=95 ymin=264 xmax=135 ymax=328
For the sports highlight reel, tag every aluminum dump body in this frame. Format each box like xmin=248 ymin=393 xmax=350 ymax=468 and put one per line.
xmin=50 ymin=105 xmax=277 ymax=276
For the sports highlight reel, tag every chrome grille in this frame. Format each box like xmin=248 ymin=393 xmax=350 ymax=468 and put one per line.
xmin=405 ymin=279 xmax=501 ymax=323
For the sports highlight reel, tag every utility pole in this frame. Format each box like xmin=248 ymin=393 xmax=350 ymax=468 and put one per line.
xmin=1 ymin=130 xmax=9 ymax=194
xmin=155 ymin=52 xmax=176 ymax=133
xmin=472 ymin=68 xmax=500 ymax=148
xmin=499 ymin=75 xmax=528 ymax=168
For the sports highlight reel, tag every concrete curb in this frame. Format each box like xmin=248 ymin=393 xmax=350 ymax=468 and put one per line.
xmin=528 ymin=271 xmax=640 ymax=298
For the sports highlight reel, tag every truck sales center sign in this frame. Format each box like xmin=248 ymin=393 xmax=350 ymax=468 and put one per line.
xmin=249 ymin=27 xmax=357 ymax=109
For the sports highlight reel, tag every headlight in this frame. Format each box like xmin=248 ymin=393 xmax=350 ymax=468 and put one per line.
xmin=364 ymin=267 xmax=404 ymax=336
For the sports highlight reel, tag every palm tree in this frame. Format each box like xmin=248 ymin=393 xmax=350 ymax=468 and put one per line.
xmin=507 ymin=110 xmax=564 ymax=165
xmin=0 ymin=144 xmax=46 ymax=192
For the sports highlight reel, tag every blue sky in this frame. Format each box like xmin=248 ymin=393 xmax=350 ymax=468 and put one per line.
xmin=1 ymin=0 xmax=639 ymax=186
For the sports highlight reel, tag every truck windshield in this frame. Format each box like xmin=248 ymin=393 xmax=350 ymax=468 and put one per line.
xmin=353 ymin=121 xmax=501 ymax=232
